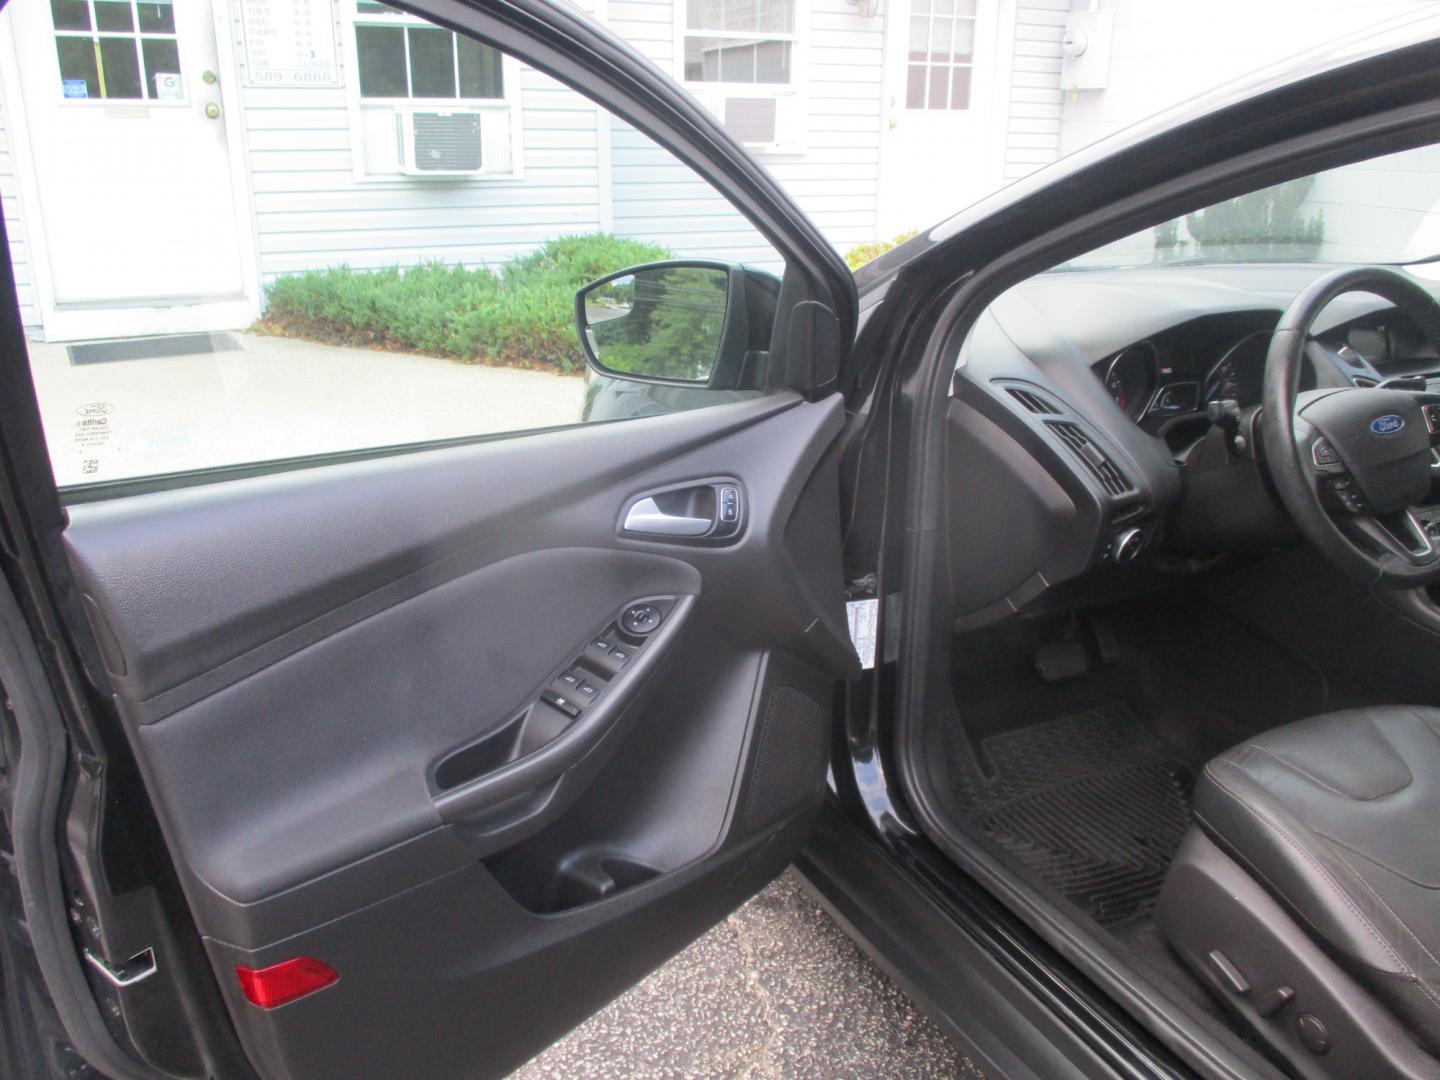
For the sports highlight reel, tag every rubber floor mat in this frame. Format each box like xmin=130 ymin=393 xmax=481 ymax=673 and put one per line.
xmin=947 ymin=703 xmax=1194 ymax=928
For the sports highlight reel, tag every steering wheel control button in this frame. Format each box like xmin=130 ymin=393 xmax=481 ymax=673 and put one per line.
xmin=1425 ymin=403 xmax=1440 ymax=435
xmin=1324 ymin=476 xmax=1367 ymax=514
xmin=1311 ymin=438 xmax=1340 ymax=467
xmin=621 ymin=603 xmax=663 ymax=636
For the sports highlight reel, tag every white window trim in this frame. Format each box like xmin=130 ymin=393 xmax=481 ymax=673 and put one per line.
xmin=673 ymin=1 xmax=808 ymax=156
xmin=903 ymin=4 xmax=978 ymax=112
xmin=340 ymin=2 xmax=525 ymax=183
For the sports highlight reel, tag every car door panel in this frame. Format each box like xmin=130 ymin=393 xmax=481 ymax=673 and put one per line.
xmin=61 ymin=393 xmax=853 ymax=1079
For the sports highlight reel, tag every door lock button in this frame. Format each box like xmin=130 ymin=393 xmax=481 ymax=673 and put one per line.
xmin=718 ymin=485 xmax=740 ymax=524
xmin=621 ymin=604 xmax=663 ymax=636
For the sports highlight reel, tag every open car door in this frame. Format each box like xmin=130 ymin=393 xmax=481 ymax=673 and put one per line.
xmin=0 ymin=1 xmax=860 ymax=1077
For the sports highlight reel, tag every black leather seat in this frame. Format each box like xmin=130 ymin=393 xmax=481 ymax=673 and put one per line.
xmin=1160 ymin=706 xmax=1440 ymax=1076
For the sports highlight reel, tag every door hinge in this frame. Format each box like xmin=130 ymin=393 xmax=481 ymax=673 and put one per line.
xmin=83 ymin=947 xmax=157 ymax=988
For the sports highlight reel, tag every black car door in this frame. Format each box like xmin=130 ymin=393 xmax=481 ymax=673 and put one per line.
xmin=0 ymin=1 xmax=860 ymax=1077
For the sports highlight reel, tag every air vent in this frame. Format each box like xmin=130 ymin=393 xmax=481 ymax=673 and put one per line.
xmin=1045 ymin=420 xmax=1134 ymax=496
xmin=1005 ymin=387 xmax=1060 ymax=414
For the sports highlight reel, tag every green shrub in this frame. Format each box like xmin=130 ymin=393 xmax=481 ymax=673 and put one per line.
xmin=260 ymin=234 xmax=672 ymax=373
xmin=842 ymin=229 xmax=919 ymax=271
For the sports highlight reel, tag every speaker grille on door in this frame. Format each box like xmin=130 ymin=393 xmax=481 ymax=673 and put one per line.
xmin=743 ymin=686 xmax=825 ymax=832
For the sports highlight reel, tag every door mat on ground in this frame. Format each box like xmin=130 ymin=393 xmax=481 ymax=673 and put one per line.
xmin=68 ymin=332 xmax=240 ymax=366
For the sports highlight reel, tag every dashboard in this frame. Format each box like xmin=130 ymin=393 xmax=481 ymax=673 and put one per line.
xmin=944 ymin=263 xmax=1440 ymax=630
xmin=1095 ymin=314 xmax=1311 ymax=428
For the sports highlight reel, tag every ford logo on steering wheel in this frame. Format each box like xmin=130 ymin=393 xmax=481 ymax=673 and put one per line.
xmin=1371 ymin=414 xmax=1406 ymax=435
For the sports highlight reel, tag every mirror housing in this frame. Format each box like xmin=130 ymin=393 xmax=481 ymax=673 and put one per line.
xmin=574 ymin=259 xmax=779 ymax=389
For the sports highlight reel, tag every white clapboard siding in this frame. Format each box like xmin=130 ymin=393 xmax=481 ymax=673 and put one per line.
xmin=235 ymin=26 xmax=606 ymax=296
xmin=605 ymin=0 xmax=884 ymax=266
xmin=1002 ymin=0 xmax=1066 ymax=184
xmin=0 ymin=94 xmax=40 ymax=332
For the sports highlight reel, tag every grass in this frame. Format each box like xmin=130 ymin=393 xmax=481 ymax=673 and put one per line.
xmin=259 ymin=234 xmax=673 ymax=374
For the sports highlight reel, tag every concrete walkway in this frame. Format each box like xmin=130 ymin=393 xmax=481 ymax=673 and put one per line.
xmin=27 ymin=331 xmax=585 ymax=487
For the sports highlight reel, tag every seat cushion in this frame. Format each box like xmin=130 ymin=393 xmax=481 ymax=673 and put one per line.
xmin=1195 ymin=705 xmax=1440 ymax=1054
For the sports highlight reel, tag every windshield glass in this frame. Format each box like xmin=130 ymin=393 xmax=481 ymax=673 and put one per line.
xmin=1056 ymin=144 xmax=1440 ymax=271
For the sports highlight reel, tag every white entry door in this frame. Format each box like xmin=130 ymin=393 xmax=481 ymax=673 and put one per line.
xmin=4 ymin=0 xmax=254 ymax=338
xmin=879 ymin=0 xmax=997 ymax=237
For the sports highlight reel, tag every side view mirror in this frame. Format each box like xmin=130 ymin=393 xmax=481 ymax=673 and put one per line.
xmin=574 ymin=260 xmax=778 ymax=387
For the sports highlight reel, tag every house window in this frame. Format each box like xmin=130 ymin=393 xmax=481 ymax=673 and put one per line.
xmin=353 ymin=1 xmax=504 ymax=99
xmin=346 ymin=3 xmax=522 ymax=179
xmin=680 ymin=0 xmax=802 ymax=150
xmin=906 ymin=0 xmax=975 ymax=110
xmin=50 ymin=0 xmax=181 ymax=102
xmin=682 ymin=0 xmax=796 ymax=85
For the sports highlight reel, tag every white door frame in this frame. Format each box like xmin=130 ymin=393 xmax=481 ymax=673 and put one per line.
xmin=877 ymin=0 xmax=1004 ymax=237
xmin=0 ymin=0 xmax=261 ymax=342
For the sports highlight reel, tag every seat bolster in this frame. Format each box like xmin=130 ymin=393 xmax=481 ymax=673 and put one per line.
xmin=1197 ymin=750 xmax=1440 ymax=1054
xmin=1195 ymin=756 xmax=1411 ymax=978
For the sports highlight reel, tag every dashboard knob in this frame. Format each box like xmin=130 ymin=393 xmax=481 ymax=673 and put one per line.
xmin=1112 ymin=527 xmax=1145 ymax=563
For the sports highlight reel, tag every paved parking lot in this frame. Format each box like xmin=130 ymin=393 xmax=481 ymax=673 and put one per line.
xmin=511 ymin=870 xmax=982 ymax=1079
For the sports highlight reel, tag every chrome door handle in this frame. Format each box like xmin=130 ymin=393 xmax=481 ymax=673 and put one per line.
xmin=622 ymin=497 xmax=713 ymax=537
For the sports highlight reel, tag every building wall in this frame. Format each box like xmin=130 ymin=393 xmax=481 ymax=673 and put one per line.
xmin=1057 ymin=0 xmax=1438 ymax=158
xmin=999 ymin=0 xmax=1068 ymax=184
xmin=240 ymin=0 xmax=882 ymax=292
xmin=233 ymin=8 xmax=607 ymax=291
xmin=605 ymin=0 xmax=884 ymax=266
xmin=0 ymin=94 xmax=39 ymax=331
xmin=770 ymin=0 xmax=885 ymax=251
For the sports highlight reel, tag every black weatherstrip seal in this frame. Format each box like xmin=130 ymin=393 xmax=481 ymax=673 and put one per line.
xmin=797 ymin=802 xmax=1191 ymax=1080
xmin=0 ymin=577 xmax=154 ymax=1080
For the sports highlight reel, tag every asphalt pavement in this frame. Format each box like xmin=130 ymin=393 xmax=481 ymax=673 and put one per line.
xmin=510 ymin=869 xmax=983 ymax=1079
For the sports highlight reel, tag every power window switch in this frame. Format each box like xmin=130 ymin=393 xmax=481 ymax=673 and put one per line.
xmin=585 ymin=641 xmax=621 ymax=673
xmin=540 ymin=688 xmax=581 ymax=718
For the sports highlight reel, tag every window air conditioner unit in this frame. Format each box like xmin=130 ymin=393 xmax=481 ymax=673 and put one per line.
xmin=397 ymin=109 xmax=486 ymax=175
xmin=689 ymin=91 xmax=803 ymax=152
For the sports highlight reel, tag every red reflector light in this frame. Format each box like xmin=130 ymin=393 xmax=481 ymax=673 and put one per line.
xmin=236 ymin=957 xmax=338 ymax=1009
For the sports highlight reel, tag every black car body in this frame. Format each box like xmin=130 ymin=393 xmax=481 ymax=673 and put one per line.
xmin=5 ymin=2 xmax=1440 ymax=1079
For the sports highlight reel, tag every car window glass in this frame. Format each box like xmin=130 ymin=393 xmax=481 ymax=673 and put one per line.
xmin=8 ymin=0 xmax=782 ymax=489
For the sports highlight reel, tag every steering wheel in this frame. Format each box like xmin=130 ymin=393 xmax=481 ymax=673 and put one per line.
xmin=1262 ymin=266 xmax=1440 ymax=588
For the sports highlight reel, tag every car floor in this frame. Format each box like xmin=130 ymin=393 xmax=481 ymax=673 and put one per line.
xmin=923 ymin=581 xmax=1338 ymax=1027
